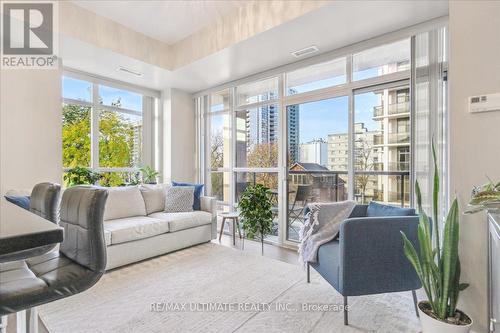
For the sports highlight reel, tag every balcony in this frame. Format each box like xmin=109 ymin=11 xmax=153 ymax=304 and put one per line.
xmin=388 ymin=132 xmax=410 ymax=144
xmin=373 ymin=105 xmax=384 ymax=117
xmin=372 ymin=102 xmax=409 ymax=118
xmin=388 ymin=101 xmax=409 ymax=115
xmin=236 ymin=170 xmax=411 ymax=242
xmin=373 ymin=134 xmax=384 ymax=145
xmin=372 ymin=162 xmax=410 ymax=171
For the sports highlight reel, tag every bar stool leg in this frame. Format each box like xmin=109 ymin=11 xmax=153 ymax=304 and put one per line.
xmin=17 ymin=310 xmax=27 ymax=333
xmin=27 ymin=307 xmax=38 ymax=333
xmin=0 ymin=315 xmax=7 ymax=333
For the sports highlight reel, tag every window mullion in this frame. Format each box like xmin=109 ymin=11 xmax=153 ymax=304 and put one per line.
xmin=91 ymin=83 xmax=100 ymax=170
xmin=347 ymin=54 xmax=355 ymax=201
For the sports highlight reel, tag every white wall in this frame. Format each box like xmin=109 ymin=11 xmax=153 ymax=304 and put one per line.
xmin=449 ymin=1 xmax=500 ymax=331
xmin=0 ymin=68 xmax=62 ymax=220
xmin=161 ymin=88 xmax=196 ymax=183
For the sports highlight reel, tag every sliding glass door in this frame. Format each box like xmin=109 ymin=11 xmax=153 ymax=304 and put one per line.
xmin=354 ymin=84 xmax=411 ymax=207
xmin=198 ymin=28 xmax=448 ymax=246
xmin=285 ymin=97 xmax=349 ymax=241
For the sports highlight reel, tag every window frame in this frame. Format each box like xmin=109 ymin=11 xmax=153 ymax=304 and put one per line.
xmin=62 ymin=69 xmax=159 ymax=181
xmin=196 ymin=17 xmax=448 ymax=248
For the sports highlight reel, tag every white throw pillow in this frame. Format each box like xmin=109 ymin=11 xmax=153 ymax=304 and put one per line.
xmin=164 ymin=186 xmax=194 ymax=213
xmin=139 ymin=183 xmax=170 ymax=215
xmin=103 ymin=186 xmax=147 ymax=221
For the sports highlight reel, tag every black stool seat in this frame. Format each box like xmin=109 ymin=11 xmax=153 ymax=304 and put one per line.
xmin=0 ymin=186 xmax=108 ymax=316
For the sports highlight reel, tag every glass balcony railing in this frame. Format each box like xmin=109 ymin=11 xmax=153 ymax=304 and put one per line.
xmin=233 ymin=170 xmax=411 ymax=242
xmin=372 ymin=162 xmax=410 ymax=171
xmin=372 ymin=102 xmax=409 ymax=117
xmin=388 ymin=132 xmax=410 ymax=144
xmin=388 ymin=101 xmax=409 ymax=115
xmin=373 ymin=105 xmax=384 ymax=117
xmin=373 ymin=134 xmax=384 ymax=145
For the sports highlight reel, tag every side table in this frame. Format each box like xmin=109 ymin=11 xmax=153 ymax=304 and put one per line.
xmin=218 ymin=211 xmax=242 ymax=246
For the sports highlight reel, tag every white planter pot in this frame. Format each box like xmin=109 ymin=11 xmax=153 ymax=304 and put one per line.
xmin=418 ymin=302 xmax=473 ymax=333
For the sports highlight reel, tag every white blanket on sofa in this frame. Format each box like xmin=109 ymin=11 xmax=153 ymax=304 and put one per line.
xmin=298 ymin=200 xmax=356 ymax=267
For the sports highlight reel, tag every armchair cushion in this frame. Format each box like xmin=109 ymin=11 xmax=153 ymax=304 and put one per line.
xmin=311 ymin=240 xmax=341 ymax=291
xmin=366 ymin=201 xmax=415 ymax=217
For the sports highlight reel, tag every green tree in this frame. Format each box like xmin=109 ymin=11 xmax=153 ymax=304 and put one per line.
xmin=62 ymin=104 xmax=91 ymax=168
xmin=62 ymin=101 xmax=138 ymax=187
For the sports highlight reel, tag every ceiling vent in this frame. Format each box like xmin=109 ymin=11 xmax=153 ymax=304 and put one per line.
xmin=117 ymin=66 xmax=143 ymax=77
xmin=291 ymin=45 xmax=319 ymax=58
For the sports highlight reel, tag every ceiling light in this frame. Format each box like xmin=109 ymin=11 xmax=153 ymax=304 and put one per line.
xmin=291 ymin=45 xmax=319 ymax=58
xmin=117 ymin=66 xmax=143 ymax=77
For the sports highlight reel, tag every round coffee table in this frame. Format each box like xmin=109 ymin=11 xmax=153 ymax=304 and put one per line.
xmin=218 ymin=211 xmax=242 ymax=246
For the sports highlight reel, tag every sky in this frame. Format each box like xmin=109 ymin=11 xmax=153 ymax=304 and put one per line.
xmin=63 ymin=76 xmax=143 ymax=112
xmin=64 ymin=66 xmax=384 ymax=145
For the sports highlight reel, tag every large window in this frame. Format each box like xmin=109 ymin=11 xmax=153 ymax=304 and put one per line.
xmin=62 ymin=73 xmax=157 ymax=187
xmin=354 ymin=85 xmax=411 ymax=207
xmin=286 ymin=97 xmax=349 ymax=241
xmin=197 ymin=32 xmax=446 ymax=246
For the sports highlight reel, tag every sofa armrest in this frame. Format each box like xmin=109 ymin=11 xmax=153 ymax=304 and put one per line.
xmin=338 ymin=215 xmax=421 ymax=296
xmin=200 ymin=196 xmax=217 ymax=239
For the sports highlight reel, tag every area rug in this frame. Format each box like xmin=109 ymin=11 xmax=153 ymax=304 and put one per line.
xmin=39 ymin=243 xmax=420 ymax=332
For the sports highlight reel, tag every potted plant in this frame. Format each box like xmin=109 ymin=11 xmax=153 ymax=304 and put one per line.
xmin=238 ymin=184 xmax=274 ymax=255
xmin=139 ymin=165 xmax=160 ymax=184
xmin=465 ymin=178 xmax=500 ymax=214
xmin=401 ymin=145 xmax=472 ymax=333
xmin=64 ymin=166 xmax=101 ymax=187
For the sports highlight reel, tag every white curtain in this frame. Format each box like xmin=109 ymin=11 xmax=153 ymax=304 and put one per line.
xmin=413 ymin=26 xmax=449 ymax=224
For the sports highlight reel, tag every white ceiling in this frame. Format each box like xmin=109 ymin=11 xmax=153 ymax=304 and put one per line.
xmin=72 ymin=0 xmax=243 ymax=44
xmin=61 ymin=1 xmax=449 ymax=94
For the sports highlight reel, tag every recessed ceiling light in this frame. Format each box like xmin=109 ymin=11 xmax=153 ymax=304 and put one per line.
xmin=117 ymin=66 xmax=143 ymax=77
xmin=291 ymin=45 xmax=319 ymax=58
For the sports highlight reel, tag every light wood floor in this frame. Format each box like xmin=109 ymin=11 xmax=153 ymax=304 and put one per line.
xmin=216 ymin=233 xmax=299 ymax=265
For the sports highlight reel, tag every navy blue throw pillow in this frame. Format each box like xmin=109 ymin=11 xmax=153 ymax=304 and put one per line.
xmin=171 ymin=181 xmax=204 ymax=211
xmin=366 ymin=201 xmax=415 ymax=217
xmin=5 ymin=195 xmax=30 ymax=210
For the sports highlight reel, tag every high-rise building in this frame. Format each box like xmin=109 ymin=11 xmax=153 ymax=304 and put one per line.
xmin=371 ymin=86 xmax=410 ymax=203
xmin=327 ymin=123 xmax=377 ymax=171
xmin=131 ymin=123 xmax=143 ymax=167
xmin=299 ymin=139 xmax=328 ymax=166
xmin=287 ymin=103 xmax=299 ymax=163
xmin=244 ymin=91 xmax=299 ymax=162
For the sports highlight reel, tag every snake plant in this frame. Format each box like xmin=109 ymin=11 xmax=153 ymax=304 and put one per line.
xmin=401 ymin=143 xmax=469 ymax=322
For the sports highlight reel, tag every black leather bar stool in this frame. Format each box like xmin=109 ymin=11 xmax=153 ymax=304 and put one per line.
xmin=0 ymin=186 xmax=108 ymax=332
xmin=0 ymin=183 xmax=61 ymax=264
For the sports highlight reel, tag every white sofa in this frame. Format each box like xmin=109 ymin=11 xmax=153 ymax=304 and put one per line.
xmin=101 ymin=185 xmax=216 ymax=270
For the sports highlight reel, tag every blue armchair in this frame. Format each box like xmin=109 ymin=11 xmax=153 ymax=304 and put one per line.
xmin=307 ymin=204 xmax=422 ymax=325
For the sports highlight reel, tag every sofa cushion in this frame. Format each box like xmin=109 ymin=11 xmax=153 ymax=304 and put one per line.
xmin=172 ymin=181 xmax=204 ymax=210
xmin=139 ymin=184 xmax=170 ymax=215
xmin=164 ymin=186 xmax=194 ymax=213
xmin=149 ymin=211 xmax=212 ymax=232
xmin=5 ymin=195 xmax=30 ymax=210
xmin=366 ymin=201 xmax=415 ymax=217
xmin=103 ymin=216 xmax=169 ymax=245
xmin=103 ymin=186 xmax=147 ymax=221
xmin=104 ymin=230 xmax=112 ymax=246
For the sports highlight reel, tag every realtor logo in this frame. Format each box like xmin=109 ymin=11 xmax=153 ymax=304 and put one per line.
xmin=1 ymin=1 xmax=58 ymax=68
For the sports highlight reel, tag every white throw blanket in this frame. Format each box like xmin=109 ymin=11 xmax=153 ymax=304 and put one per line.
xmin=298 ymin=200 xmax=356 ymax=267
